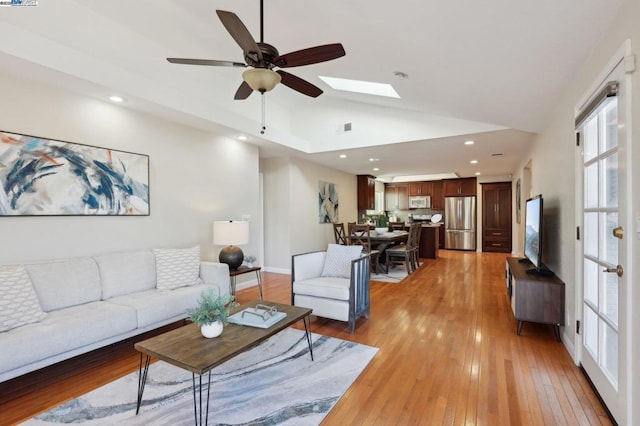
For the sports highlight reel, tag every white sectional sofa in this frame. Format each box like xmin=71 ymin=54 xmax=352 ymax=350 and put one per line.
xmin=0 ymin=248 xmax=229 ymax=383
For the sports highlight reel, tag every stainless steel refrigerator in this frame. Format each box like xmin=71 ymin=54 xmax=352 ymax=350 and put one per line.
xmin=444 ymin=196 xmax=476 ymax=250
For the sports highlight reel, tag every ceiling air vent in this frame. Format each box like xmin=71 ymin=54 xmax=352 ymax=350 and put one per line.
xmin=344 ymin=122 xmax=352 ymax=132
xmin=491 ymin=153 xmax=503 ymax=156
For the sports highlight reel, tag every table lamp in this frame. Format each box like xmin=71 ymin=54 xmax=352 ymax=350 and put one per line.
xmin=213 ymin=220 xmax=249 ymax=270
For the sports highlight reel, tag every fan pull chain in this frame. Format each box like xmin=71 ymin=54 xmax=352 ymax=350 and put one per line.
xmin=260 ymin=93 xmax=266 ymax=134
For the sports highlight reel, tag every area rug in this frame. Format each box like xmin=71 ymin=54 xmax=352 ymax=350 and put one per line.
xmin=24 ymin=329 xmax=378 ymax=426
xmin=371 ymin=263 xmax=411 ymax=283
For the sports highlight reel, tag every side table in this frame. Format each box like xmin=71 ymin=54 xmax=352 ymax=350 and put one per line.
xmin=229 ymin=266 xmax=263 ymax=300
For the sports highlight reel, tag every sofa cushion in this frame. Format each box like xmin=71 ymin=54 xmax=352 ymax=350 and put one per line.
xmin=153 ymin=246 xmax=203 ymax=291
xmin=294 ymin=294 xmax=349 ymax=322
xmin=0 ymin=301 xmax=137 ymax=374
xmin=293 ymin=276 xmax=351 ymax=301
xmin=320 ymin=244 xmax=362 ymax=278
xmin=107 ymin=284 xmax=217 ymax=328
xmin=25 ymin=258 xmax=102 ymax=312
xmin=95 ymin=250 xmax=156 ymax=299
xmin=0 ymin=265 xmax=47 ymax=332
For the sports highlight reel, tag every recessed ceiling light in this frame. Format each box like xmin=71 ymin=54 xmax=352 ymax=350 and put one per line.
xmin=339 ymin=154 xmax=347 ymax=158
xmin=475 ymin=172 xmax=481 ymax=176
xmin=369 ymin=158 xmax=380 ymax=162
xmin=373 ymin=167 xmax=380 ymax=171
xmin=464 ymin=140 xmax=475 ymax=145
xmin=393 ymin=71 xmax=408 ymax=79
xmin=109 ymin=95 xmax=124 ymax=103
xmin=470 ymin=160 xmax=478 ymax=164
xmin=237 ymin=135 xmax=248 ymax=141
xmin=319 ymin=76 xmax=400 ymax=98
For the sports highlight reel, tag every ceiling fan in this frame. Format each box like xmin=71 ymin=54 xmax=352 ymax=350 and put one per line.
xmin=167 ymin=0 xmax=346 ymax=100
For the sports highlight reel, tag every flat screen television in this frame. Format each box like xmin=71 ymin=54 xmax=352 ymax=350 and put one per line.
xmin=523 ymin=195 xmax=553 ymax=275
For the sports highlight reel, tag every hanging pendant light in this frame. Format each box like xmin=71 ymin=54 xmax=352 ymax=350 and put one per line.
xmin=242 ymin=68 xmax=281 ymax=93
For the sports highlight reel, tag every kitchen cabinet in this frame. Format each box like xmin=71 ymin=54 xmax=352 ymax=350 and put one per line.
xmin=443 ymin=177 xmax=477 ymax=196
xmin=357 ymin=175 xmax=376 ymax=211
xmin=482 ymin=182 xmax=512 ymax=253
xmin=418 ymin=224 xmax=440 ymax=259
xmin=506 ymin=257 xmax=564 ymax=340
xmin=385 ymin=183 xmax=408 ymax=210
xmin=408 ymin=181 xmax=433 ymax=196
xmin=431 ymin=180 xmax=444 ymax=210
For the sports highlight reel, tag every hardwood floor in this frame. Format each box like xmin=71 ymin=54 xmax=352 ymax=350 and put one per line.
xmin=0 ymin=250 xmax=611 ymax=425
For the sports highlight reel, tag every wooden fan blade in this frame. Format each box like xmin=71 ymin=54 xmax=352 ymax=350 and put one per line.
xmin=234 ymin=81 xmax=253 ymax=100
xmin=277 ymin=70 xmax=323 ymax=98
xmin=167 ymin=58 xmax=247 ymax=67
xmin=273 ymin=43 xmax=345 ymax=68
xmin=216 ymin=10 xmax=263 ymax=62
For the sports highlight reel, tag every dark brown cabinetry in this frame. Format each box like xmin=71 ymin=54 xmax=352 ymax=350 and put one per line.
xmin=482 ymin=182 xmax=512 ymax=253
xmin=443 ymin=177 xmax=477 ymax=196
xmin=506 ymin=257 xmax=564 ymax=340
xmin=431 ymin=180 xmax=444 ymax=210
xmin=418 ymin=225 xmax=440 ymax=259
xmin=408 ymin=181 xmax=433 ymax=196
xmin=357 ymin=175 xmax=376 ymax=211
xmin=385 ymin=183 xmax=408 ymax=210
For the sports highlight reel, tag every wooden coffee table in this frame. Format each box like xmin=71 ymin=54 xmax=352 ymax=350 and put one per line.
xmin=134 ymin=301 xmax=313 ymax=425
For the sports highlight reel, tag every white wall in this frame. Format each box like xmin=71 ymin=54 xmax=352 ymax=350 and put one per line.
xmin=261 ymin=157 xmax=292 ymax=272
xmin=511 ymin=0 xmax=639 ymax=422
xmin=260 ymin=156 xmax=357 ymax=272
xmin=0 ymin=72 xmax=260 ymax=264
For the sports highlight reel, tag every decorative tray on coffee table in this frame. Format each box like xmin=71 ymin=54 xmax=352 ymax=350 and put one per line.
xmin=228 ymin=304 xmax=287 ymax=328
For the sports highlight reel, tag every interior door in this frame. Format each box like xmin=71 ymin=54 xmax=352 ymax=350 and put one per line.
xmin=576 ymin=61 xmax=628 ymax=423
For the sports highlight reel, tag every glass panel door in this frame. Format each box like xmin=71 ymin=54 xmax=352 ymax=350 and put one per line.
xmin=576 ymin=63 xmax=628 ymax=423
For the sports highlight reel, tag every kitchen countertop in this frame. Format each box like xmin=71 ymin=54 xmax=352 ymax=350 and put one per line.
xmin=389 ymin=222 xmax=442 ymax=227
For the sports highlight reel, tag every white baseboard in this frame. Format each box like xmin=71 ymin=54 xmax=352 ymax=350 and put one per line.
xmin=234 ymin=266 xmax=290 ymax=292
xmin=263 ymin=266 xmax=291 ymax=274
xmin=562 ymin=332 xmax=578 ymax=365
xmin=235 ymin=278 xmax=259 ymax=292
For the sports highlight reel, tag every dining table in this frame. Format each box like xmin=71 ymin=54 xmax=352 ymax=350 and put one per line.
xmin=350 ymin=230 xmax=409 ymax=273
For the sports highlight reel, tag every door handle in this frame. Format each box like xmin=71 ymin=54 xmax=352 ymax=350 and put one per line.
xmin=603 ymin=265 xmax=624 ymax=277
xmin=613 ymin=226 xmax=623 ymax=239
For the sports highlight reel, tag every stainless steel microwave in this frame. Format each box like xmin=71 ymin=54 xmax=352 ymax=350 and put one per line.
xmin=408 ymin=196 xmax=431 ymax=209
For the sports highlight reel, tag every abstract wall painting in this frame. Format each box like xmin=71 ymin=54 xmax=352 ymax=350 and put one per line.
xmin=318 ymin=181 xmax=339 ymax=223
xmin=0 ymin=130 xmax=149 ymax=216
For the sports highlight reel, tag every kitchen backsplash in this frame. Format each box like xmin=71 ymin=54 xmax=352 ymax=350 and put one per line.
xmin=359 ymin=208 xmax=444 ymax=223
xmin=387 ymin=208 xmax=443 ymax=223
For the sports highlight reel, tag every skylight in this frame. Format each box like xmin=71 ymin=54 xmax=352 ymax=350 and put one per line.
xmin=319 ymin=76 xmax=400 ymax=98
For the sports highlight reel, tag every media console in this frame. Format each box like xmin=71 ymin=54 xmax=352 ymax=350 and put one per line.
xmin=506 ymin=257 xmax=565 ymax=341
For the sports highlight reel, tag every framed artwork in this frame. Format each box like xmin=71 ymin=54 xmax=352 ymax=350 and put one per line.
xmin=318 ymin=181 xmax=339 ymax=223
xmin=515 ymin=178 xmax=521 ymax=223
xmin=0 ymin=130 xmax=149 ymax=216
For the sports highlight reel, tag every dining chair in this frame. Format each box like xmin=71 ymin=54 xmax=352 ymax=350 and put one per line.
xmin=348 ymin=223 xmax=380 ymax=273
xmin=389 ymin=223 xmax=405 ymax=231
xmin=385 ymin=223 xmax=421 ymax=273
xmin=333 ymin=222 xmax=348 ymax=245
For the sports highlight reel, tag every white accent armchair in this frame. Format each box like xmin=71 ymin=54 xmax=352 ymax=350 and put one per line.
xmin=291 ymin=250 xmax=370 ymax=333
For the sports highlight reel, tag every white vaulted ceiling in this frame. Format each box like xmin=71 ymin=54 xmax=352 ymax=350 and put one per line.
xmin=0 ymin=0 xmax=625 ymax=179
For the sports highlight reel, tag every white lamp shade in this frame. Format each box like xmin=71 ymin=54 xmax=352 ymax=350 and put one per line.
xmin=213 ymin=220 xmax=249 ymax=246
xmin=242 ymin=68 xmax=281 ymax=92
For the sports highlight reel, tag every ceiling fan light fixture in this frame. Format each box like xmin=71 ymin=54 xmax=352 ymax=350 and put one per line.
xmin=242 ymin=68 xmax=281 ymax=92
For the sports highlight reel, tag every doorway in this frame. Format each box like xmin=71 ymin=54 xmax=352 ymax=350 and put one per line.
xmin=575 ymin=53 xmax=630 ymax=424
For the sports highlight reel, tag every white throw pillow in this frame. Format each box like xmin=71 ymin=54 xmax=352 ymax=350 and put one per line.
xmin=321 ymin=244 xmax=363 ymax=279
xmin=0 ymin=265 xmax=47 ymax=332
xmin=153 ymin=246 xmax=203 ymax=291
